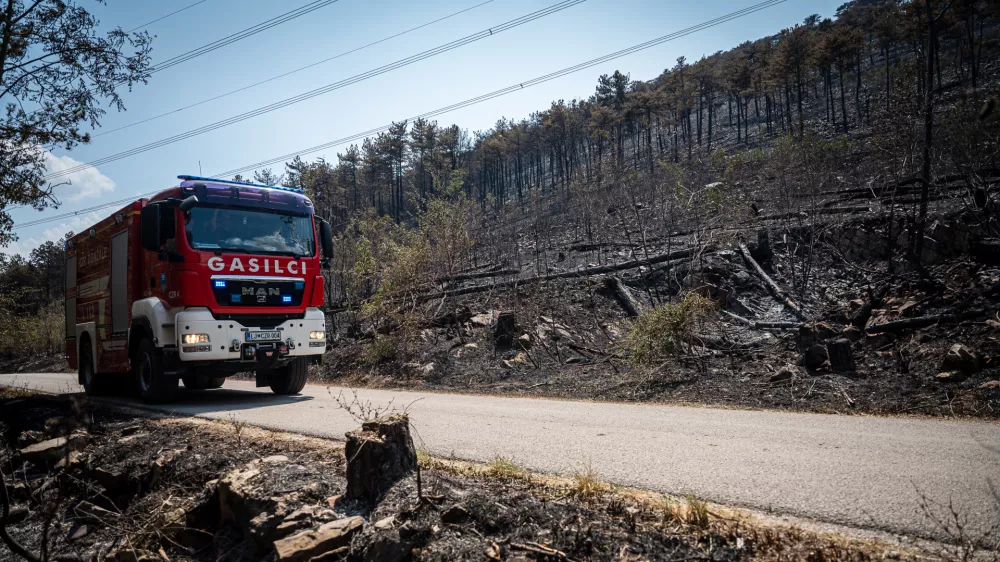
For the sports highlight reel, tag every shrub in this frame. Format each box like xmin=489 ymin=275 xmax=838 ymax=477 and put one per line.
xmin=623 ymin=293 xmax=714 ymax=365
xmin=362 ymin=335 xmax=398 ymax=366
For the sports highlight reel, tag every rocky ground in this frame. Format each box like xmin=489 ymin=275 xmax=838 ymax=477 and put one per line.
xmin=318 ymin=206 xmax=1000 ymax=419
xmin=0 ymin=389 xmax=946 ymax=562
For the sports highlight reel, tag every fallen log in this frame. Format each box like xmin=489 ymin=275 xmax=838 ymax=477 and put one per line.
xmin=420 ymin=246 xmax=711 ymax=301
xmin=720 ymin=310 xmax=800 ymax=330
xmin=436 ymin=268 xmax=520 ymax=284
xmin=865 ymin=309 xmax=987 ymax=334
xmin=737 ymin=243 xmax=808 ymax=321
xmin=604 ymin=277 xmax=644 ymax=317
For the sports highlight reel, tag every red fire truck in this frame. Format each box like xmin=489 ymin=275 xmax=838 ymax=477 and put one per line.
xmin=64 ymin=175 xmax=334 ymax=403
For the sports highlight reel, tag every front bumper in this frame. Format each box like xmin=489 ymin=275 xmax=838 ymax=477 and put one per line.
xmin=175 ymin=307 xmax=326 ymax=362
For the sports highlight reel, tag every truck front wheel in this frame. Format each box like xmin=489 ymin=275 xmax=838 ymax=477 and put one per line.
xmin=135 ymin=338 xmax=178 ymax=403
xmin=268 ymin=357 xmax=308 ymax=395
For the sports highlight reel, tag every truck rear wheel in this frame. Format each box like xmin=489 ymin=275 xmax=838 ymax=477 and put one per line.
xmin=80 ymin=339 xmax=110 ymax=396
xmin=182 ymin=374 xmax=226 ymax=390
xmin=135 ymin=338 xmax=178 ymax=403
xmin=268 ymin=357 xmax=308 ymax=395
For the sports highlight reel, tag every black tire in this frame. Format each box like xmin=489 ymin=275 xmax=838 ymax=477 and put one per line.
xmin=79 ymin=339 xmax=110 ymax=396
xmin=268 ymin=357 xmax=308 ymax=395
xmin=135 ymin=338 xmax=178 ymax=403
xmin=182 ymin=374 xmax=226 ymax=390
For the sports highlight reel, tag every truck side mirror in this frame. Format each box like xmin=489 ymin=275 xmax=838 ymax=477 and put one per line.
xmin=319 ymin=218 xmax=333 ymax=267
xmin=140 ymin=206 xmax=161 ymax=252
xmin=179 ymin=195 xmax=199 ymax=213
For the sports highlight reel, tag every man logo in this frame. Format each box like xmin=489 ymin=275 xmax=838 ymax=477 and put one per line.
xmin=241 ymin=286 xmax=281 ymax=303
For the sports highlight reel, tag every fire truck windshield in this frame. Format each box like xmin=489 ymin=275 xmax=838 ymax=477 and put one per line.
xmin=185 ymin=206 xmax=315 ymax=257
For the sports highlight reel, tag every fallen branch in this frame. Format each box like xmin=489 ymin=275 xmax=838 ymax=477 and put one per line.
xmin=720 ymin=310 xmax=800 ymax=330
xmin=1 ymin=466 xmax=42 ymax=562
xmin=436 ymin=268 xmax=520 ymax=284
xmin=865 ymin=309 xmax=987 ymax=334
xmin=604 ymin=277 xmax=644 ymax=317
xmin=421 ymin=246 xmax=710 ymax=301
xmin=738 ymin=243 xmax=808 ymax=321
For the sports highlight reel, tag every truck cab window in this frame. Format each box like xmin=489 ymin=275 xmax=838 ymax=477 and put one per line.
xmin=185 ymin=206 xmax=314 ymax=257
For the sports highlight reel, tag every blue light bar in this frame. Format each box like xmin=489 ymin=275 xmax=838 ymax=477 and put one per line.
xmin=214 ymin=280 xmax=226 ymax=288
xmin=282 ymin=295 xmax=292 ymax=303
xmin=231 ymin=294 xmax=241 ymax=303
xmin=294 ymin=281 xmax=304 ymax=290
xmin=177 ymin=174 xmax=306 ymax=194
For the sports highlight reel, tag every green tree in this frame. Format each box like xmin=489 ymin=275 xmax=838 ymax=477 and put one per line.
xmin=0 ymin=0 xmax=152 ymax=246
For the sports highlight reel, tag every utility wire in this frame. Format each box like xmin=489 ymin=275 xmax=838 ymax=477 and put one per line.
xmin=138 ymin=0 xmax=341 ymax=79
xmin=45 ymin=0 xmax=585 ymax=180
xmin=18 ymin=0 xmax=784 ymax=231
xmin=95 ymin=0 xmax=497 ymax=139
xmin=217 ymin=0 xmax=786 ymax=177
xmin=127 ymin=1 xmax=212 ymax=33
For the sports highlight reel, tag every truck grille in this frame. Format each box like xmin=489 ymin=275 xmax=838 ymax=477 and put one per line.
xmin=211 ymin=277 xmax=305 ymax=307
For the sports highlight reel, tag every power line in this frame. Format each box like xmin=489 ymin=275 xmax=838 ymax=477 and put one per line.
xmin=45 ymin=0 xmax=585 ymax=180
xmin=96 ymin=0 xmax=497 ymax=139
xmin=127 ymin=1 xmax=212 ymax=33
xmin=18 ymin=0 xmax=784 ymax=232
xmin=138 ymin=0 xmax=341 ymax=79
xmin=217 ymin=0 xmax=787 ymax=177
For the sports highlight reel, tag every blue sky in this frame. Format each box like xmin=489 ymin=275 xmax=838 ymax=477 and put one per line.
xmin=7 ymin=0 xmax=843 ymax=256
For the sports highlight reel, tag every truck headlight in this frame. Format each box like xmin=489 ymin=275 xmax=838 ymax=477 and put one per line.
xmin=309 ymin=331 xmax=325 ymax=340
xmin=182 ymin=334 xmax=210 ymax=344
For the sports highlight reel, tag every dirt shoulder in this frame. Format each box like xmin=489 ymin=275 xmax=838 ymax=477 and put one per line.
xmin=0 ymin=390 xmax=961 ymax=562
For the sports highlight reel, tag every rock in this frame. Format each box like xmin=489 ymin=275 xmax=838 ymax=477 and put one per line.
xmin=847 ymin=299 xmax=865 ymax=314
xmin=374 ymin=516 xmax=396 ymax=530
xmin=67 ymin=522 xmax=90 ymax=541
xmin=308 ymin=547 xmax=349 ymax=562
xmin=936 ymin=371 xmax=967 ymax=383
xmin=260 ymin=455 xmax=290 ymax=465
xmin=20 ymin=433 xmax=89 ymax=467
xmin=218 ymin=465 xmax=265 ymax=525
xmin=344 ymin=415 xmax=417 ymax=503
xmin=941 ymin=344 xmax=981 ymax=375
xmin=441 ymin=503 xmax=469 ymax=524
xmin=898 ymin=300 xmax=919 ymax=317
xmin=88 ymin=467 xmax=129 ymax=492
xmin=72 ymin=500 xmax=120 ymax=526
xmin=517 ymin=333 xmax=533 ymax=349
xmin=803 ymin=344 xmax=830 ymax=371
xmin=273 ymin=516 xmax=363 ymax=562
xmin=4 ymin=505 xmax=29 ymax=525
xmin=826 ymin=339 xmax=855 ymax=372
xmin=469 ymin=311 xmax=494 ymax=327
xmin=842 ymin=325 xmax=863 ymax=342
xmin=979 ymin=380 xmax=1000 ymax=390
xmin=17 ymin=430 xmax=44 ymax=447
xmin=494 ymin=312 xmax=519 ymax=347
xmin=564 ymin=356 xmax=589 ymax=365
xmin=770 ymin=365 xmax=800 ymax=382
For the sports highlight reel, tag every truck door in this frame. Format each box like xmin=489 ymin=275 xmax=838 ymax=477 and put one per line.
xmin=110 ymin=230 xmax=129 ymax=335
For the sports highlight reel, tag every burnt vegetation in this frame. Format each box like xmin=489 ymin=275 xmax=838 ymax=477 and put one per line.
xmin=279 ymin=0 xmax=1000 ymax=418
xmin=0 ymin=391 xmax=944 ymax=562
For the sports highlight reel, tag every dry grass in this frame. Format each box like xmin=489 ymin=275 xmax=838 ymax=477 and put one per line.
xmin=568 ymin=461 xmax=612 ymax=500
xmin=485 ymin=455 xmax=528 ymax=481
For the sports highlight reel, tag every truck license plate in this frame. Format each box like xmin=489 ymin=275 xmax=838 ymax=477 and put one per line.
xmin=246 ymin=331 xmax=281 ymax=342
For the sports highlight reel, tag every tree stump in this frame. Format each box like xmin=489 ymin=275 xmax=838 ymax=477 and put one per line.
xmin=751 ymin=229 xmax=773 ymax=262
xmin=344 ymin=415 xmax=417 ymax=503
xmin=826 ymin=339 xmax=856 ymax=372
xmin=494 ymin=312 xmax=519 ymax=348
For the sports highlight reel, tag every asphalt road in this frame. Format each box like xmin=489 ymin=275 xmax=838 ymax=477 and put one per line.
xmin=2 ymin=372 xmax=998 ymax=540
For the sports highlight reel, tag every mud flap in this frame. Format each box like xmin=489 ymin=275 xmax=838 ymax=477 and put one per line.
xmin=255 ymin=369 xmax=269 ymax=388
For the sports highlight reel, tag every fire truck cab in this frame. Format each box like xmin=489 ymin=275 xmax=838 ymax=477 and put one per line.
xmin=64 ymin=175 xmax=334 ymax=403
